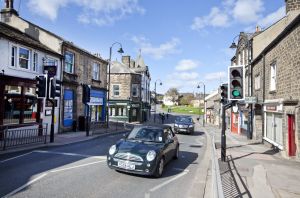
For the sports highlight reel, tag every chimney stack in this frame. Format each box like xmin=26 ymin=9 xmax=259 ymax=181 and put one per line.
xmin=122 ymin=56 xmax=131 ymax=68
xmin=1 ymin=0 xmax=18 ymax=16
xmin=285 ymin=0 xmax=300 ymax=14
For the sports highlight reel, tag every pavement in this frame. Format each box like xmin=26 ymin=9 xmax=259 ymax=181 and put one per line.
xmin=201 ymin=123 xmax=300 ymax=198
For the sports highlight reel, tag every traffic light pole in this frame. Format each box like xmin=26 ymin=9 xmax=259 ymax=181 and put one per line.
xmin=221 ymin=101 xmax=234 ymax=162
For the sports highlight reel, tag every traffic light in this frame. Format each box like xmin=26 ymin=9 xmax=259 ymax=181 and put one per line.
xmin=82 ymin=84 xmax=90 ymax=103
xmin=228 ymin=65 xmax=244 ymax=100
xmin=49 ymin=77 xmax=61 ymax=99
xmin=35 ymin=75 xmax=47 ymax=98
xmin=220 ymin=83 xmax=228 ymax=104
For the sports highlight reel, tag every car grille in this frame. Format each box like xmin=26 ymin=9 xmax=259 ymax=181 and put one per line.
xmin=114 ymin=153 xmax=144 ymax=162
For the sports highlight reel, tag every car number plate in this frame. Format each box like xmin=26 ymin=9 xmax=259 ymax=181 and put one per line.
xmin=117 ymin=161 xmax=135 ymax=170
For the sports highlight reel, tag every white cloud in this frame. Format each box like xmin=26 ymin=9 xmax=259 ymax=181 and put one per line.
xmin=191 ymin=0 xmax=271 ymax=30
xmin=233 ymin=0 xmax=264 ymax=24
xmin=164 ymin=71 xmax=200 ymax=91
xmin=132 ymin=36 xmax=180 ymax=59
xmin=27 ymin=0 xmax=145 ymax=25
xmin=191 ymin=7 xmax=230 ymax=30
xmin=175 ymin=59 xmax=199 ymax=71
xmin=257 ymin=6 xmax=285 ymax=28
xmin=204 ymin=71 xmax=227 ymax=81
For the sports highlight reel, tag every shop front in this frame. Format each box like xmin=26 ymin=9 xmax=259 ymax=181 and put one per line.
xmin=109 ymin=100 xmax=130 ymax=122
xmin=264 ymin=102 xmax=283 ymax=150
xmin=88 ymin=89 xmax=106 ymax=122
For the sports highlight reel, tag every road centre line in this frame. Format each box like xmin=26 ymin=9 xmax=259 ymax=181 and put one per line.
xmin=3 ymin=173 xmax=48 ymax=198
xmin=34 ymin=150 xmax=107 ymax=160
xmin=0 ymin=151 xmax=33 ymax=163
xmin=149 ymin=169 xmax=189 ymax=192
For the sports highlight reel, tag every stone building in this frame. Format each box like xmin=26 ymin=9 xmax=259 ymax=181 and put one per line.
xmin=122 ymin=55 xmax=151 ymax=122
xmin=251 ymin=0 xmax=300 ymax=158
xmin=61 ymin=42 xmax=108 ymax=132
xmin=109 ymin=61 xmax=142 ymax=123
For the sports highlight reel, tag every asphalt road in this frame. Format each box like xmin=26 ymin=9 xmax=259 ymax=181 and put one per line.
xmin=0 ymin=115 xmax=207 ymax=198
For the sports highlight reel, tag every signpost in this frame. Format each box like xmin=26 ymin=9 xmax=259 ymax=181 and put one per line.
xmin=244 ymin=96 xmax=257 ymax=104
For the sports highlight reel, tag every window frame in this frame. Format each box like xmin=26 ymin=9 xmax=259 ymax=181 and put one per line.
xmin=64 ymin=51 xmax=75 ymax=74
xmin=112 ymin=84 xmax=120 ymax=97
xmin=270 ymin=62 xmax=277 ymax=92
xmin=18 ymin=46 xmax=31 ymax=70
xmin=92 ymin=62 xmax=100 ymax=80
xmin=33 ymin=52 xmax=38 ymax=72
xmin=132 ymin=84 xmax=139 ymax=97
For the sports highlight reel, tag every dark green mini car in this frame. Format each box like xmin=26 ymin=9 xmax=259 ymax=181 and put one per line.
xmin=107 ymin=125 xmax=179 ymax=178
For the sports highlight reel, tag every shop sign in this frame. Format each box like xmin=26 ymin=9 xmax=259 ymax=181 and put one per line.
xmin=132 ymin=104 xmax=140 ymax=108
xmin=89 ymin=97 xmax=103 ymax=105
xmin=266 ymin=105 xmax=277 ymax=111
xmin=116 ymin=103 xmax=127 ymax=105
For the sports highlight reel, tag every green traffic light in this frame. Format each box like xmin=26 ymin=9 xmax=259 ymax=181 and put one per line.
xmin=232 ymin=90 xmax=240 ymax=97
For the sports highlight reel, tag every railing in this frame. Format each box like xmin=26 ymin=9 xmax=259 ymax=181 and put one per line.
xmin=90 ymin=120 xmax=134 ymax=135
xmin=211 ymin=135 xmax=224 ymax=198
xmin=0 ymin=124 xmax=48 ymax=151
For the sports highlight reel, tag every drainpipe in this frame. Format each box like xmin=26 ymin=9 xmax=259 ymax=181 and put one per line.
xmin=262 ymin=54 xmax=266 ymax=143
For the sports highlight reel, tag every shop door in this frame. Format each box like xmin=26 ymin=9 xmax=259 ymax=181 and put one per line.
xmin=288 ymin=115 xmax=296 ymax=156
xmin=265 ymin=113 xmax=283 ymax=148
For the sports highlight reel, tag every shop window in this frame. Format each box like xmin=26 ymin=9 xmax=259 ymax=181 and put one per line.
xmin=118 ymin=108 xmax=122 ymax=116
xmin=123 ymin=108 xmax=127 ymax=116
xmin=19 ymin=47 xmax=30 ymax=69
xmin=64 ymin=51 xmax=74 ymax=73
xmin=111 ymin=108 xmax=116 ymax=116
xmin=4 ymin=85 xmax=37 ymax=125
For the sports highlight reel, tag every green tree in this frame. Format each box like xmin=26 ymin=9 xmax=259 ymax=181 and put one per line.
xmin=165 ymin=88 xmax=180 ymax=104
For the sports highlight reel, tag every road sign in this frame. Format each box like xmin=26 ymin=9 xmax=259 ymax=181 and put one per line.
xmin=244 ymin=96 xmax=257 ymax=104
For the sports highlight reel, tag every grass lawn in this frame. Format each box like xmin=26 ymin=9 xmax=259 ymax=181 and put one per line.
xmin=163 ymin=105 xmax=204 ymax=115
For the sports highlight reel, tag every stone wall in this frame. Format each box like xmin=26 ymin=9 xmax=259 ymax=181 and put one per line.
xmin=110 ymin=74 xmax=132 ymax=100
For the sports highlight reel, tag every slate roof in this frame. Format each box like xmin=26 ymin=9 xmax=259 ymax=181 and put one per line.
xmin=110 ymin=61 xmax=137 ymax=74
xmin=0 ymin=22 xmax=61 ymax=57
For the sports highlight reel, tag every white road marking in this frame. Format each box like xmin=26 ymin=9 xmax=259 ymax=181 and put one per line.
xmin=50 ymin=160 xmax=106 ymax=173
xmin=149 ymin=169 xmax=189 ymax=192
xmin=33 ymin=150 xmax=107 ymax=160
xmin=0 ymin=151 xmax=33 ymax=163
xmin=3 ymin=173 xmax=48 ymax=198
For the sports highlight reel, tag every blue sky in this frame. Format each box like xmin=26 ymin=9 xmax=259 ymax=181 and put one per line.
xmin=4 ymin=0 xmax=286 ymax=94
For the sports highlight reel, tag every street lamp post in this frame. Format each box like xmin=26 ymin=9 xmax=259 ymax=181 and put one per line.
xmin=107 ymin=42 xmax=124 ymax=128
xmin=230 ymin=34 xmax=252 ymax=139
xmin=154 ymin=79 xmax=162 ymax=123
xmin=197 ymin=82 xmax=205 ymax=127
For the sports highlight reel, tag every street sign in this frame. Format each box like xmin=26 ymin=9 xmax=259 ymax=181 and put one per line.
xmin=244 ymin=96 xmax=257 ymax=104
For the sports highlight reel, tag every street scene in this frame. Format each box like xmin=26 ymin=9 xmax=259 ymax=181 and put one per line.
xmin=1 ymin=0 xmax=300 ymax=197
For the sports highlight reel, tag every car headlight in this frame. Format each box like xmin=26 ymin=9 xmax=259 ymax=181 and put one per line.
xmin=189 ymin=125 xmax=194 ymax=128
xmin=174 ymin=124 xmax=178 ymax=127
xmin=109 ymin=145 xmax=117 ymax=155
xmin=146 ymin=150 xmax=156 ymax=161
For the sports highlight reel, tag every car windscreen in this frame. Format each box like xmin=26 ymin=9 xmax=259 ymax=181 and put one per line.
xmin=175 ymin=117 xmax=193 ymax=123
xmin=127 ymin=128 xmax=164 ymax=142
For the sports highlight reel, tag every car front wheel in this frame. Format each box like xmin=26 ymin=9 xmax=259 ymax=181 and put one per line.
xmin=154 ymin=158 xmax=164 ymax=178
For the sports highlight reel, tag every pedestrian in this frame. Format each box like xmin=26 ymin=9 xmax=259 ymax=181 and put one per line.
xmin=161 ymin=113 xmax=165 ymax=124
xmin=166 ymin=112 xmax=169 ymax=119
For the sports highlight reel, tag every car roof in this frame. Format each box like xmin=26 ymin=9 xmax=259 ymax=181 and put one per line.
xmin=134 ymin=124 xmax=171 ymax=130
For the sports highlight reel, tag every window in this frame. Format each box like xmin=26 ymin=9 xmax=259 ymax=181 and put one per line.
xmin=255 ymin=75 xmax=260 ymax=90
xmin=132 ymin=84 xmax=139 ymax=97
xmin=113 ymin=85 xmax=120 ymax=96
xmin=19 ymin=47 xmax=30 ymax=69
xmin=33 ymin=52 xmax=38 ymax=72
xmin=270 ymin=63 xmax=277 ymax=91
xmin=64 ymin=51 xmax=74 ymax=73
xmin=93 ymin=63 xmax=100 ymax=80
xmin=11 ymin=46 xmax=17 ymax=67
